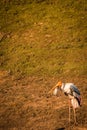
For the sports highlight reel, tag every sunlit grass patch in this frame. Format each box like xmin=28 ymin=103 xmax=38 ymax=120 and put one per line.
xmin=0 ymin=0 xmax=87 ymax=78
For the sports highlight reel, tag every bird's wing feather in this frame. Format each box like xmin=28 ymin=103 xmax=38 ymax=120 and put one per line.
xmin=70 ymin=85 xmax=80 ymax=96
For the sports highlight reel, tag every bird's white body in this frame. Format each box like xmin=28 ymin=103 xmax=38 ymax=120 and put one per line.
xmin=50 ymin=82 xmax=81 ymax=124
xmin=71 ymin=98 xmax=80 ymax=109
xmin=54 ymin=83 xmax=81 ymax=109
xmin=61 ymin=83 xmax=74 ymax=94
xmin=61 ymin=83 xmax=80 ymax=95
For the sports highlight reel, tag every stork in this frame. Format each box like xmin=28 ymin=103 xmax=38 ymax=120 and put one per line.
xmin=48 ymin=81 xmax=81 ymax=124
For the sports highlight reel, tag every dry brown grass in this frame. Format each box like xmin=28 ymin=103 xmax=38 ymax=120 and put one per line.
xmin=0 ymin=71 xmax=87 ymax=130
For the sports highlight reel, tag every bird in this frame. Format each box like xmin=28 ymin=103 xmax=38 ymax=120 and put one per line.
xmin=48 ymin=81 xmax=81 ymax=124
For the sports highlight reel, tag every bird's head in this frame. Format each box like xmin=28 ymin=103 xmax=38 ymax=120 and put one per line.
xmin=55 ymin=81 xmax=62 ymax=88
xmin=48 ymin=81 xmax=62 ymax=95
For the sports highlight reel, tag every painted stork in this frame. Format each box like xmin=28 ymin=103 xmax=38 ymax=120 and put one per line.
xmin=48 ymin=81 xmax=81 ymax=124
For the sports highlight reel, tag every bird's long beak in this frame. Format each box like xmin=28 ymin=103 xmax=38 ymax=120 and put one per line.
xmin=48 ymin=85 xmax=58 ymax=94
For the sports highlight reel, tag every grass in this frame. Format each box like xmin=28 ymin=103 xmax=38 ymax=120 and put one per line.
xmin=0 ymin=0 xmax=87 ymax=78
xmin=0 ymin=73 xmax=87 ymax=130
xmin=0 ymin=1 xmax=87 ymax=130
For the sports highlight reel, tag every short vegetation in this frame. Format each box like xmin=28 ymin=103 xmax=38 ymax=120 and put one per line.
xmin=0 ymin=0 xmax=87 ymax=78
xmin=0 ymin=1 xmax=87 ymax=129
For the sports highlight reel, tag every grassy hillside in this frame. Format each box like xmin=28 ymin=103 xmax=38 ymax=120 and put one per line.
xmin=0 ymin=0 xmax=87 ymax=78
xmin=0 ymin=1 xmax=87 ymax=130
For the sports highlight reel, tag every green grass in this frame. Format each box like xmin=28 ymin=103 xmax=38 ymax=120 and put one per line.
xmin=0 ymin=0 xmax=87 ymax=77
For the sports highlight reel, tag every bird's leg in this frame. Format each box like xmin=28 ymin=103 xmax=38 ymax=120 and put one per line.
xmin=69 ymin=99 xmax=71 ymax=123
xmin=73 ymin=108 xmax=77 ymax=125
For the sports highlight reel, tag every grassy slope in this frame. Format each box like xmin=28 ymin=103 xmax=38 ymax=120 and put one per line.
xmin=0 ymin=0 xmax=87 ymax=78
xmin=0 ymin=1 xmax=87 ymax=130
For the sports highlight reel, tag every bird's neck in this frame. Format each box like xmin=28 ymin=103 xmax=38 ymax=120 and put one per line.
xmin=61 ymin=83 xmax=65 ymax=91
